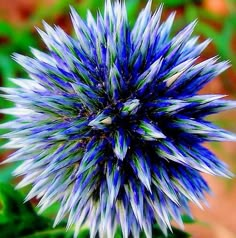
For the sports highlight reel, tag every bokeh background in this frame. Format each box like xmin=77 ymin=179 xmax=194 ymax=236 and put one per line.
xmin=0 ymin=0 xmax=235 ymax=237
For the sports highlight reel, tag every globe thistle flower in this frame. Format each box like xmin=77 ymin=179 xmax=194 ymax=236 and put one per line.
xmin=1 ymin=0 xmax=236 ymax=237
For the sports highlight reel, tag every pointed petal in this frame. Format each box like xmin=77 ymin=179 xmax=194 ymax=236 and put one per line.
xmin=106 ymin=161 xmax=122 ymax=204
xmin=130 ymin=150 xmax=152 ymax=192
xmin=133 ymin=120 xmax=166 ymax=141
xmin=78 ymin=138 xmax=106 ymax=174
xmin=112 ymin=128 xmax=129 ymax=160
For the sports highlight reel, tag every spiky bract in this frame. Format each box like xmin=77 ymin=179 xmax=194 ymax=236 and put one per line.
xmin=1 ymin=1 xmax=236 ymax=237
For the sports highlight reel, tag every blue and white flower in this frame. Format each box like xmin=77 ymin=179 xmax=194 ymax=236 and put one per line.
xmin=1 ymin=1 xmax=236 ymax=237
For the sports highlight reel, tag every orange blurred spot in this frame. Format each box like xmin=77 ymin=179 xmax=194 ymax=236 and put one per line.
xmin=203 ymin=0 xmax=229 ymax=16
xmin=0 ymin=0 xmax=56 ymax=26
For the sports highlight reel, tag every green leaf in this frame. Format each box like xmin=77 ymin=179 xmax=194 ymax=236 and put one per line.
xmin=114 ymin=225 xmax=191 ymax=237
xmin=22 ymin=228 xmax=89 ymax=238
xmin=114 ymin=227 xmax=123 ymax=238
xmin=0 ymin=183 xmax=50 ymax=237
xmin=154 ymin=0 xmax=190 ymax=7
xmin=181 ymin=214 xmax=195 ymax=224
xmin=152 ymin=225 xmax=191 ymax=238
xmin=0 ymin=183 xmax=91 ymax=237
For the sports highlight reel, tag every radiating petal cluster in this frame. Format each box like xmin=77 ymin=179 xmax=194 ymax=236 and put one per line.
xmin=1 ymin=1 xmax=236 ymax=237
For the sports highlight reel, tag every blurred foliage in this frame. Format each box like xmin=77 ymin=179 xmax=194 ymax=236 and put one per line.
xmin=0 ymin=0 xmax=235 ymax=96
xmin=0 ymin=183 xmax=86 ymax=237
xmin=0 ymin=0 xmax=235 ymax=91
xmin=0 ymin=0 xmax=235 ymax=237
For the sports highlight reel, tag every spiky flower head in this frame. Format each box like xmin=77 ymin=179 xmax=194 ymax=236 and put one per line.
xmin=1 ymin=0 xmax=236 ymax=237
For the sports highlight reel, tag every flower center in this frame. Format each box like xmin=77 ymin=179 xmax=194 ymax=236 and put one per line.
xmin=88 ymin=98 xmax=141 ymax=131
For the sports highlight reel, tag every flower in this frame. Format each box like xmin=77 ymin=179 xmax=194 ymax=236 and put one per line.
xmin=1 ymin=0 xmax=236 ymax=237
